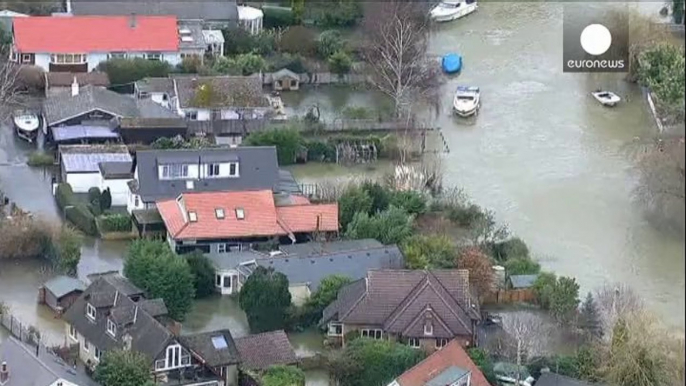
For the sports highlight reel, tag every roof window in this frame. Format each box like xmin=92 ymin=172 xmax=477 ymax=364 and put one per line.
xmin=215 ymin=208 xmax=225 ymax=219
xmin=235 ymin=208 xmax=245 ymax=220
xmin=188 ymin=211 xmax=198 ymax=222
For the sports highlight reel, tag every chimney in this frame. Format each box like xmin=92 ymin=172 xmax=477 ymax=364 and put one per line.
xmin=71 ymin=77 xmax=79 ymax=97
xmin=123 ymin=334 xmax=132 ymax=351
xmin=129 ymin=13 xmax=137 ymax=28
xmin=0 ymin=361 xmax=8 ymax=384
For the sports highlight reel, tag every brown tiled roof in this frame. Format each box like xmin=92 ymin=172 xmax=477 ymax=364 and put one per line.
xmin=321 ymin=270 xmax=480 ymax=338
xmin=174 ymin=75 xmax=269 ymax=109
xmin=46 ymin=71 xmax=110 ymax=88
xmin=234 ymin=330 xmax=298 ymax=371
xmin=395 ymin=339 xmax=490 ymax=386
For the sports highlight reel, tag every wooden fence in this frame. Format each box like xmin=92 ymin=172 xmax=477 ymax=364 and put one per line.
xmin=0 ymin=310 xmax=42 ymax=349
xmin=482 ymin=289 xmax=536 ymax=305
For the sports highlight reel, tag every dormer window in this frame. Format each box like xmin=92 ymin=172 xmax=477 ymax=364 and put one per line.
xmin=229 ymin=163 xmax=238 ymax=177
xmin=161 ymin=164 xmax=189 ymax=180
xmin=86 ymin=303 xmax=96 ymax=321
xmin=235 ymin=208 xmax=245 ymax=220
xmin=215 ymin=208 xmax=225 ymax=219
xmin=188 ymin=211 xmax=198 ymax=222
xmin=107 ymin=318 xmax=117 ymax=337
xmin=208 ymin=163 xmax=220 ymax=177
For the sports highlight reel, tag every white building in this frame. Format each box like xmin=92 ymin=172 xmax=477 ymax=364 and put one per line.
xmin=11 ymin=15 xmax=182 ymax=72
xmin=237 ymin=5 xmax=263 ymax=35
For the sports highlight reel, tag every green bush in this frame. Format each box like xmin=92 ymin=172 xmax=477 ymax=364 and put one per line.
xmin=177 ymin=56 xmax=203 ymax=73
xmin=234 ymin=53 xmax=266 ymax=75
xmin=262 ymin=365 xmax=305 ymax=386
xmin=345 ymin=206 xmax=414 ymax=245
xmin=401 ymin=235 xmax=457 ymax=269
xmin=66 ymin=204 xmax=98 ymax=236
xmin=88 ymin=187 xmax=101 ymax=203
xmin=222 ymin=28 xmax=277 ymax=56
xmin=266 ymin=53 xmax=308 ymax=73
xmin=504 ymin=257 xmax=541 ymax=275
xmin=638 ymin=44 xmax=685 ymax=116
xmin=27 ymin=151 xmax=54 ymax=167
xmin=328 ymin=50 xmax=352 ymax=75
xmin=185 ymin=251 xmax=216 ymax=298
xmin=97 ymin=58 xmax=171 ymax=87
xmin=338 ymin=186 xmax=373 ymax=229
xmin=305 ymin=140 xmax=336 ymax=162
xmin=99 ymin=214 xmax=132 ymax=233
xmin=245 ymin=128 xmax=303 ymax=165
xmin=263 ymin=6 xmax=295 ymax=28
xmin=317 ymin=30 xmax=345 ymax=58
xmin=313 ymin=2 xmax=363 ymax=27
xmin=390 ymin=190 xmax=427 ymax=215
xmin=55 ymin=183 xmax=74 ymax=211
xmin=491 ymin=237 xmax=529 ymax=261
xmin=446 ymin=203 xmax=485 ymax=227
xmin=100 ymin=188 xmax=112 ymax=211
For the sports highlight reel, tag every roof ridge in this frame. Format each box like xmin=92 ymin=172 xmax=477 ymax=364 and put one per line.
xmin=382 ymin=271 xmax=432 ymax=327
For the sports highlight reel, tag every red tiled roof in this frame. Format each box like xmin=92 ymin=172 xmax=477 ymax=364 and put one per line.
xmin=395 ymin=339 xmax=491 ymax=386
xmin=13 ymin=16 xmax=179 ymax=53
xmin=156 ymin=190 xmax=339 ymax=240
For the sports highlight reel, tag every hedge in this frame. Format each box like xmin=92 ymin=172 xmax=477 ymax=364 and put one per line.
xmin=263 ymin=6 xmax=294 ymax=29
xmin=55 ymin=183 xmax=74 ymax=211
xmin=99 ymin=214 xmax=132 ymax=233
xmin=66 ymin=205 xmax=98 ymax=236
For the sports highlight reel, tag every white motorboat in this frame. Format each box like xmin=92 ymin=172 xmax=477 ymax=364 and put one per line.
xmin=591 ymin=90 xmax=621 ymax=107
xmin=430 ymin=0 xmax=478 ymax=22
xmin=12 ymin=110 xmax=40 ymax=143
xmin=453 ymin=86 xmax=480 ymax=117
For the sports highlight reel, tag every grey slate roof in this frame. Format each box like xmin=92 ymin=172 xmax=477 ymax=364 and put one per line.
xmin=279 ymin=239 xmax=383 ymax=257
xmin=135 ymin=77 xmax=175 ymax=95
xmin=52 ymin=125 xmax=120 ymax=143
xmin=46 ymin=72 xmax=110 ymax=88
xmin=508 ymin=274 xmax=538 ymax=289
xmin=426 ymin=366 xmax=469 ymax=386
xmin=119 ymin=117 xmax=188 ymax=129
xmin=69 ymin=0 xmax=239 ymax=22
xmin=535 ymin=372 xmax=602 ymax=386
xmin=178 ymin=329 xmax=240 ymax=368
xmin=257 ymin=244 xmax=405 ymax=291
xmin=43 ymin=85 xmax=178 ymax=126
xmin=0 ymin=337 xmax=98 ymax=386
xmin=43 ymin=276 xmax=86 ymax=299
xmin=60 ymin=145 xmax=132 ymax=173
xmin=321 ymin=270 xmax=480 ymax=339
xmin=234 ymin=330 xmax=298 ymax=371
xmin=173 ymin=75 xmax=268 ymax=109
xmin=208 ymin=250 xmax=266 ymax=271
xmin=63 ymin=273 xmax=173 ymax=361
xmin=99 ymin=161 xmax=134 ymax=179
xmin=178 ymin=20 xmax=207 ymax=50
xmin=133 ymin=146 xmax=280 ymax=202
xmin=138 ymin=298 xmax=168 ymax=318
xmin=86 ymin=271 xmax=144 ymax=297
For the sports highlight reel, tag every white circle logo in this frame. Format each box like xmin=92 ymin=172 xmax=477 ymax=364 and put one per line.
xmin=580 ymin=24 xmax=612 ymax=56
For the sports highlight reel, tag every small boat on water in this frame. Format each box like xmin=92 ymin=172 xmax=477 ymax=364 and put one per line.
xmin=442 ymin=53 xmax=462 ymax=74
xmin=591 ymin=90 xmax=621 ymax=107
xmin=430 ymin=0 xmax=478 ymax=23
xmin=12 ymin=110 xmax=40 ymax=143
xmin=453 ymin=86 xmax=480 ymax=117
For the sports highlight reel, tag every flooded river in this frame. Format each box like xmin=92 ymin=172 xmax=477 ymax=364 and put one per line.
xmin=0 ymin=3 xmax=683 ymax=385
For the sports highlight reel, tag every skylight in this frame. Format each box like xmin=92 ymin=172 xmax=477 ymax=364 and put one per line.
xmin=211 ymin=336 xmax=228 ymax=349
xmin=179 ymin=28 xmax=192 ymax=34
xmin=181 ymin=36 xmax=194 ymax=42
xmin=235 ymin=208 xmax=245 ymax=220
xmin=215 ymin=208 xmax=225 ymax=219
xmin=189 ymin=211 xmax=198 ymax=222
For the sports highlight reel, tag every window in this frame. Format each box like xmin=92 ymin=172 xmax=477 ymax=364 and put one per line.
xmin=107 ymin=319 xmax=117 ymax=337
xmin=188 ymin=211 xmax=197 ymax=222
xmin=228 ymin=162 xmax=238 ymax=177
xmin=109 ymin=52 xmax=126 ymax=59
xmin=215 ymin=274 xmax=222 ymax=287
xmin=290 ymin=80 xmax=297 ymax=88
xmin=408 ymin=338 xmax=420 ymax=348
xmin=10 ymin=51 xmax=17 ymax=62
xmin=424 ymin=322 xmax=433 ymax=336
xmin=360 ymin=329 xmax=382 ymax=339
xmin=208 ymin=163 xmax=220 ymax=177
xmin=83 ymin=340 xmax=90 ymax=352
xmin=146 ymin=53 xmax=162 ymax=61
xmin=69 ymin=325 xmax=77 ymax=340
xmin=134 ymin=195 xmax=140 ymax=207
xmin=155 ymin=359 xmax=166 ymax=370
xmin=166 ymin=344 xmax=181 ymax=368
xmin=161 ymin=164 xmax=189 ymax=179
xmin=217 ymin=243 xmax=227 ymax=253
xmin=94 ymin=347 xmax=102 ymax=361
xmin=186 ymin=180 xmax=194 ymax=190
xmin=185 ymin=111 xmax=198 ymax=120
xmin=50 ymin=53 xmax=86 ymax=64
xmin=328 ymin=323 xmax=343 ymax=336
xmin=223 ymin=276 xmax=231 ymax=288
xmin=215 ymin=208 xmax=225 ymax=219
xmin=86 ymin=303 xmax=96 ymax=321
xmin=435 ymin=338 xmax=449 ymax=349
xmin=235 ymin=208 xmax=245 ymax=220
xmin=21 ymin=54 xmax=31 ymax=63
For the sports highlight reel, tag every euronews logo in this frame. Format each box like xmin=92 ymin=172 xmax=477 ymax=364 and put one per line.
xmin=563 ymin=8 xmax=629 ymax=73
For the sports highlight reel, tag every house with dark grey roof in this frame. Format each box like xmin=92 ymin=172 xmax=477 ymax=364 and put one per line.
xmin=66 ymin=0 xmax=239 ymax=27
xmin=63 ymin=271 xmax=237 ymax=386
xmin=39 ymin=275 xmax=86 ymax=315
xmin=58 ymin=144 xmax=132 ymax=206
xmin=233 ymin=330 xmax=298 ymax=371
xmin=321 ymin=269 xmax=482 ymax=353
xmin=45 ymin=72 xmax=110 ymax=97
xmin=208 ymin=239 xmax=404 ymax=305
xmin=126 ymin=146 xmax=301 ymax=214
xmin=0 ymin=337 xmax=98 ymax=386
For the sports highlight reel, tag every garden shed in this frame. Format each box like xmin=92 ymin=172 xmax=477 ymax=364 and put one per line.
xmin=58 ymin=144 xmax=132 ymax=195
xmin=38 ymin=276 xmax=86 ymax=315
xmin=271 ymin=68 xmax=300 ymax=91
xmin=507 ymin=274 xmax=539 ymax=289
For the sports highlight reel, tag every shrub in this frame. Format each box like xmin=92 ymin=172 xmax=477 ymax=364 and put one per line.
xmin=185 ymin=251 xmax=216 ymax=298
xmin=278 ymin=26 xmax=316 ymax=56
xmin=100 ymin=188 xmax=112 ymax=211
xmin=245 ymin=128 xmax=303 ymax=165
xmin=345 ymin=206 xmax=414 ymax=245
xmin=95 ymin=349 xmax=155 ymax=386
xmin=491 ymin=237 xmax=529 ymax=261
xmin=55 ymin=183 xmax=74 ymax=211
xmin=338 ymin=186 xmax=373 ymax=229
xmin=262 ymin=365 xmax=305 ymax=386
xmin=99 ymin=214 xmax=132 ymax=233
xmin=223 ymin=28 xmax=277 ymax=56
xmin=446 ymin=203 xmax=484 ymax=227
xmin=638 ymin=44 xmax=685 ymax=118
xmin=314 ymin=2 xmax=363 ymax=28
xmin=328 ymin=50 xmax=352 ymax=75
xmin=299 ymin=275 xmax=352 ymax=327
xmin=26 ymin=151 xmax=54 ymax=167
xmin=16 ymin=65 xmax=45 ymax=92
xmin=212 ymin=56 xmax=241 ymax=75
xmin=401 ymin=235 xmax=457 ymax=269
xmin=66 ymin=204 xmax=98 ymax=236
xmin=503 ymin=257 xmax=541 ymax=275
xmin=55 ymin=226 xmax=82 ymax=275
xmin=263 ymin=6 xmax=295 ymax=29
xmin=341 ymin=106 xmax=373 ymax=119
xmin=97 ymin=58 xmax=171 ymax=87
xmin=239 ymin=266 xmax=291 ymax=333
xmin=266 ymin=53 xmax=308 ymax=73
xmin=305 ymin=140 xmax=336 ymax=162
xmin=233 ymin=53 xmax=266 ymax=75
xmin=177 ymin=56 xmax=203 ymax=73
xmin=533 ymin=271 xmax=557 ymax=308
xmin=390 ymin=190 xmax=427 ymax=215
xmin=317 ymin=30 xmax=345 ymax=58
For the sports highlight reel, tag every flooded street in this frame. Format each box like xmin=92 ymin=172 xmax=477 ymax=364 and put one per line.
xmin=0 ymin=4 xmax=683 ymax=386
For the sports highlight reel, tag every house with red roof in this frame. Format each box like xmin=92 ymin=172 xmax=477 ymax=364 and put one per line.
xmin=388 ymin=339 xmax=491 ymax=386
xmin=11 ymin=15 xmax=183 ymax=72
xmin=156 ymin=189 xmax=339 ymax=255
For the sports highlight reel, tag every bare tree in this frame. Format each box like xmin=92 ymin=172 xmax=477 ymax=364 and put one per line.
xmin=499 ymin=311 xmax=549 ymax=382
xmin=361 ymin=0 xmax=440 ymax=117
xmin=594 ymin=283 xmax=645 ymax=341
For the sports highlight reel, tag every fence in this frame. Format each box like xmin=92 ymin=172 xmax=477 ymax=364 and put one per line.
xmin=0 ymin=310 xmax=42 ymax=349
xmin=482 ymin=289 xmax=536 ymax=305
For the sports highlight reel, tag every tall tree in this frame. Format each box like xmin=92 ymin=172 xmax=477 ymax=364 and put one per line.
xmin=361 ymin=0 xmax=439 ymax=116
xmin=579 ymin=292 xmax=603 ymax=340
xmin=549 ymin=276 xmax=580 ymax=324
xmin=185 ymin=251 xmax=216 ymax=298
xmin=94 ymin=350 xmax=154 ymax=386
xmin=499 ymin=311 xmax=548 ymax=384
xmin=239 ymin=266 xmax=291 ymax=333
xmin=456 ymin=247 xmax=495 ymax=297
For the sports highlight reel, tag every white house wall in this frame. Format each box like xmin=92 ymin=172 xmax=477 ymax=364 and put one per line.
xmin=66 ymin=173 xmax=101 ymax=193
xmin=30 ymin=52 xmax=182 ymax=72
xmin=34 ymin=53 xmax=50 ymax=72
xmin=99 ymin=177 xmax=130 ymax=207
